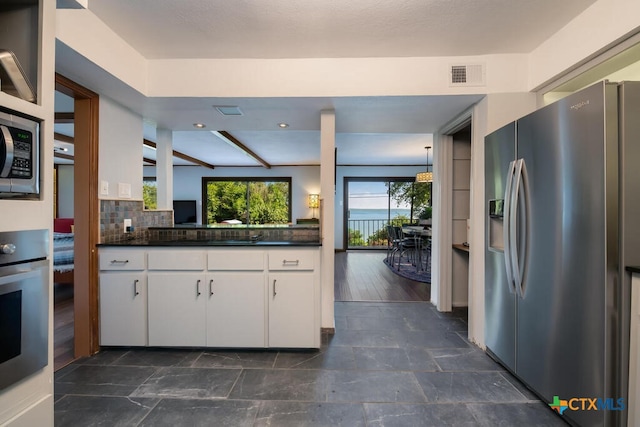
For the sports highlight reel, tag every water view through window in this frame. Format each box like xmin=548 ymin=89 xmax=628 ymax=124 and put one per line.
xmin=346 ymin=178 xmax=430 ymax=248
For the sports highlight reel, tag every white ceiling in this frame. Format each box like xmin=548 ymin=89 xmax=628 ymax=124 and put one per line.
xmin=85 ymin=0 xmax=596 ymax=59
xmin=54 ymin=0 xmax=598 ymax=167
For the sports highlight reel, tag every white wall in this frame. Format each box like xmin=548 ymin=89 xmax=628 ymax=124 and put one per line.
xmin=334 ymin=165 xmax=426 ymax=251
xmin=98 ymin=97 xmax=144 ymax=200
xmin=55 ymin=8 xmax=148 ymax=93
xmin=144 ymin=165 xmax=321 ymax=224
xmin=529 ymin=0 xmax=640 ymax=90
xmin=56 ymin=165 xmax=74 ymax=218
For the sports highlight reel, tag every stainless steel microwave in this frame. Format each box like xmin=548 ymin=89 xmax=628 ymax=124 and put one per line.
xmin=0 ymin=110 xmax=39 ymax=199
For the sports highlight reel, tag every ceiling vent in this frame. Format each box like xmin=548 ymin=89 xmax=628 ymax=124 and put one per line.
xmin=214 ymin=105 xmax=243 ymax=116
xmin=449 ymin=64 xmax=485 ymax=87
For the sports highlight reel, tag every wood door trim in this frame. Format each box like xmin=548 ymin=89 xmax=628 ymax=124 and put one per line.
xmin=55 ymin=73 xmax=101 ymax=357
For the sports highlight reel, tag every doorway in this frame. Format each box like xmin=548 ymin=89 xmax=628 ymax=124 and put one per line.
xmin=54 ymin=73 xmax=100 ymax=368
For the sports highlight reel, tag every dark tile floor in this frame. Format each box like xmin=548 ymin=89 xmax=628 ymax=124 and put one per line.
xmin=54 ymin=302 xmax=567 ymax=426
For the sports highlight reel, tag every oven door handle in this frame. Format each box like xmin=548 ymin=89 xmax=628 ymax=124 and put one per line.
xmin=0 ymin=269 xmax=40 ymax=286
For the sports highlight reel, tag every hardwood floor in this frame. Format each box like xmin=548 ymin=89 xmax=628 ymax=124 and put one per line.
xmin=54 ymin=282 xmax=76 ymax=371
xmin=335 ymin=251 xmax=430 ymax=302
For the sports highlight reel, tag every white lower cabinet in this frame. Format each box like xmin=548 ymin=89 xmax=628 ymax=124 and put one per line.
xmin=206 ymin=272 xmax=266 ymax=347
xmin=99 ymin=272 xmax=147 ymax=346
xmin=267 ymin=248 xmax=320 ymax=348
xmin=147 ymin=271 xmax=266 ymax=348
xmin=268 ymin=272 xmax=317 ymax=348
xmin=99 ymin=246 xmax=320 ymax=349
xmin=99 ymin=248 xmax=148 ymax=346
xmin=147 ymin=273 xmax=206 ymax=346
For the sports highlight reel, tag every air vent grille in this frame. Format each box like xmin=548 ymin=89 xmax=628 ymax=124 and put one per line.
xmin=449 ymin=64 xmax=485 ymax=87
xmin=214 ymin=105 xmax=243 ymax=116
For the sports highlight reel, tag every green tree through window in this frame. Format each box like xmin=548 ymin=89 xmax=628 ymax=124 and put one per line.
xmin=143 ymin=177 xmax=157 ymax=210
xmin=203 ymin=177 xmax=291 ymax=225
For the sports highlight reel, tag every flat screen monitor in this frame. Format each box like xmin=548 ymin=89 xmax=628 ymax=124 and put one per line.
xmin=173 ymin=200 xmax=197 ymax=224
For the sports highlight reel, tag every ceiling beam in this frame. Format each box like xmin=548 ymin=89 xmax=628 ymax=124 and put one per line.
xmin=54 ymin=152 xmax=75 ymax=161
xmin=143 ymin=139 xmax=215 ymax=169
xmin=54 ymin=132 xmax=75 ymax=144
xmin=54 ymin=112 xmax=74 ymax=123
xmin=214 ymin=130 xmax=271 ymax=169
xmin=143 ymin=157 xmax=157 ymax=165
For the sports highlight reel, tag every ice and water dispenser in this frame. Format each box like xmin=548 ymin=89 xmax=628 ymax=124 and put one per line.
xmin=488 ymin=199 xmax=505 ymax=251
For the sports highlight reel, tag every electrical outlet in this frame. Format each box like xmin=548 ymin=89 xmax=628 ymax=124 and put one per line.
xmin=124 ymin=218 xmax=132 ymax=233
xmin=100 ymin=180 xmax=109 ymax=195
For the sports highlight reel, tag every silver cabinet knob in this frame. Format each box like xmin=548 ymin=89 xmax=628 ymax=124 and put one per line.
xmin=0 ymin=244 xmax=16 ymax=254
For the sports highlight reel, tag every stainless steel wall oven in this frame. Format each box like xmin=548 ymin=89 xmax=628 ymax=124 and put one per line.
xmin=0 ymin=229 xmax=48 ymax=390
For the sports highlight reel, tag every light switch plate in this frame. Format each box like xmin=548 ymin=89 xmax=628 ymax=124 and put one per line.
xmin=100 ymin=180 xmax=109 ymax=195
xmin=118 ymin=182 xmax=131 ymax=198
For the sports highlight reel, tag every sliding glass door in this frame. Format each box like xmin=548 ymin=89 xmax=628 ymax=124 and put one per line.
xmin=345 ymin=178 xmax=430 ymax=249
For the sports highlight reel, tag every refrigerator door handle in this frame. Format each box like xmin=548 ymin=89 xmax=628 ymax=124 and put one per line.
xmin=510 ymin=158 xmax=529 ymax=298
xmin=517 ymin=159 xmax=530 ymax=298
xmin=503 ymin=160 xmax=516 ymax=293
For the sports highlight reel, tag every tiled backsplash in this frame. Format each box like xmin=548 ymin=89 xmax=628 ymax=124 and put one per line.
xmin=100 ymin=200 xmax=173 ymax=243
xmin=99 ymin=200 xmax=320 ymax=244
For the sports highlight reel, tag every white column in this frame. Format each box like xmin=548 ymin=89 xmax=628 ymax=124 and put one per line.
xmin=156 ymin=128 xmax=173 ymax=210
xmin=467 ymin=106 xmax=486 ymax=347
xmin=320 ymin=110 xmax=335 ymax=330
xmin=432 ymin=133 xmax=453 ymax=312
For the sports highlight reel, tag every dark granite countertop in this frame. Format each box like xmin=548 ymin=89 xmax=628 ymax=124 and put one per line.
xmin=98 ymin=239 xmax=321 ymax=247
xmin=626 ymin=266 xmax=640 ymax=274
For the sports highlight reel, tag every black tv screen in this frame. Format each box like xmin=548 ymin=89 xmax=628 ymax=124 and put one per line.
xmin=173 ymin=200 xmax=197 ymax=224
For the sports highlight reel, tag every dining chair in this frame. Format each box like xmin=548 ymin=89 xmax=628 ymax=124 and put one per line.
xmin=395 ymin=226 xmax=419 ymax=271
xmin=420 ymin=236 xmax=432 ymax=272
xmin=386 ymin=225 xmax=401 ymax=266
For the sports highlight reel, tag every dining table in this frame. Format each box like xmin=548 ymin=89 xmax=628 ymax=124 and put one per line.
xmin=401 ymin=226 xmax=432 ymax=272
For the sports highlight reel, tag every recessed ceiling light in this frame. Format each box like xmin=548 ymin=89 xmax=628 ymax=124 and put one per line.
xmin=214 ymin=106 xmax=243 ymax=116
xmin=278 ymin=123 xmax=289 ymax=128
xmin=193 ymin=123 xmax=206 ymax=128
xmin=54 ymin=146 xmax=68 ymax=152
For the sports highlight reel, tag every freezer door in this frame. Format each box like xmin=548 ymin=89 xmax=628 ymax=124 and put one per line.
xmin=484 ymin=121 xmax=517 ymax=371
xmin=516 ymin=82 xmax=614 ymax=427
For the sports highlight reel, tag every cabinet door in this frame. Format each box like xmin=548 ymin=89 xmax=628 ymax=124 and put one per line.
xmin=268 ymin=272 xmax=315 ymax=348
xmin=148 ymin=273 xmax=206 ymax=346
xmin=206 ymin=272 xmax=266 ymax=347
xmin=99 ymin=273 xmax=147 ymax=346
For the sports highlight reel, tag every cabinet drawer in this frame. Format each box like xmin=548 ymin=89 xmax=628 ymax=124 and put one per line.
xmin=268 ymin=250 xmax=316 ymax=271
xmin=208 ymin=250 xmax=265 ymax=271
xmin=148 ymin=249 xmax=206 ymax=270
xmin=99 ymin=249 xmax=146 ymax=271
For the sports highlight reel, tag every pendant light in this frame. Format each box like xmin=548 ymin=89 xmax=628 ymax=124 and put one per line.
xmin=415 ymin=146 xmax=433 ymax=183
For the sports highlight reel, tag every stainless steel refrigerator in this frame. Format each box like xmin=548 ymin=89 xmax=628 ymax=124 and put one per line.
xmin=485 ymin=80 xmax=640 ymax=426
